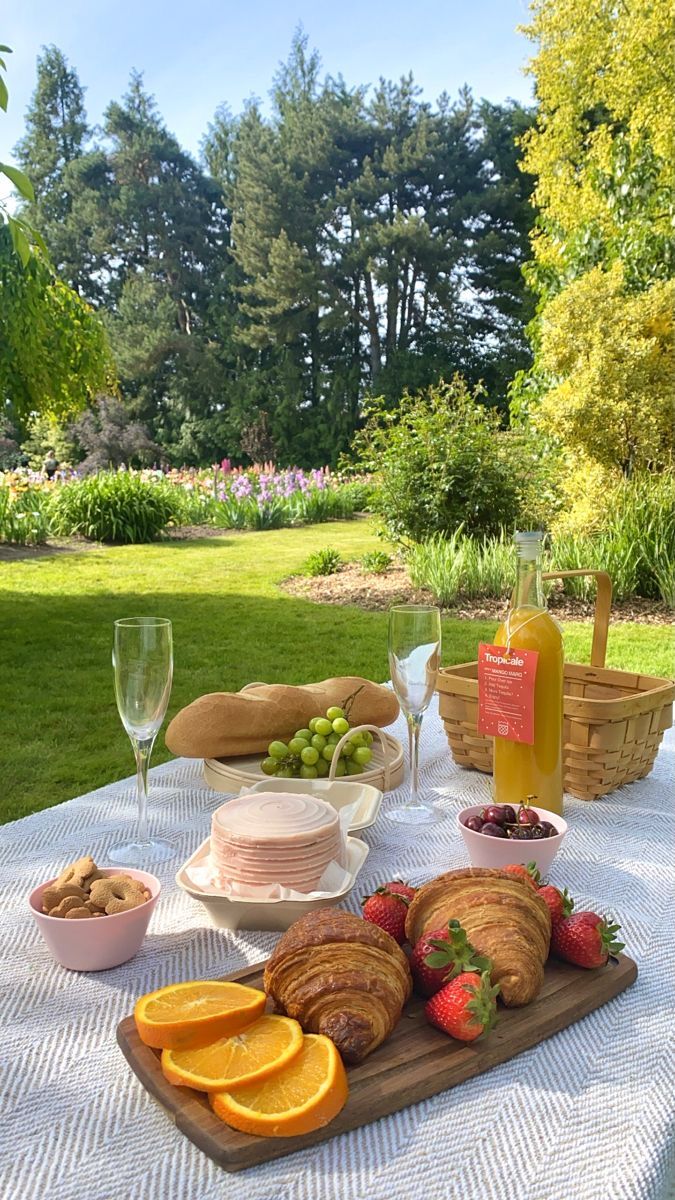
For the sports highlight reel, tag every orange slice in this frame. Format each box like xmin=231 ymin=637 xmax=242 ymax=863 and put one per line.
xmin=211 ymin=1033 xmax=348 ymax=1137
xmin=134 ymin=981 xmax=266 ymax=1050
xmin=161 ymin=1015 xmax=303 ymax=1092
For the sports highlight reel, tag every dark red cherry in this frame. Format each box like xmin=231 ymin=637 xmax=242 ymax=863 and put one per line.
xmin=517 ymin=806 xmax=540 ymax=826
xmin=483 ymin=805 xmax=508 ymax=827
xmin=501 ymin=805 xmax=517 ymax=825
xmin=481 ymin=821 xmax=507 ymax=838
xmin=464 ymin=815 xmax=484 ymax=832
xmin=539 ymin=821 xmax=558 ymax=838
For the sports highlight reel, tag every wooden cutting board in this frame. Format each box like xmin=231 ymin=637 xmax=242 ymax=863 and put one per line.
xmin=117 ymin=952 xmax=637 ymax=1172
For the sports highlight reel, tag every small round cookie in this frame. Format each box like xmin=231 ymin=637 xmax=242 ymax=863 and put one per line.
xmin=56 ymin=856 xmax=96 ymax=889
xmin=42 ymin=882 xmax=89 ymax=911
xmin=89 ymin=875 xmax=148 ymax=915
xmin=48 ymin=895 xmax=86 ymax=919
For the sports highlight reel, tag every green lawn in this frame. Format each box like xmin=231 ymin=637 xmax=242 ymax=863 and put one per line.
xmin=1 ymin=521 xmax=672 ymax=823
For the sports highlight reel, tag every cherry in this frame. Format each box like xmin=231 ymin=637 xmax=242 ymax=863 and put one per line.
xmin=501 ymin=805 xmax=517 ymax=825
xmin=464 ymin=815 xmax=484 ymax=832
xmin=517 ymin=806 xmax=540 ymax=826
xmin=508 ymin=826 xmax=533 ymax=840
xmin=481 ymin=821 xmax=507 ymax=838
xmin=483 ymin=805 xmax=508 ymax=826
xmin=539 ymin=821 xmax=558 ymax=838
xmin=530 ymin=824 xmax=546 ymax=840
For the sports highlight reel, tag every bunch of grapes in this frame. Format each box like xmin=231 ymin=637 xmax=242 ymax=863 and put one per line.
xmin=260 ymin=706 xmax=375 ymax=780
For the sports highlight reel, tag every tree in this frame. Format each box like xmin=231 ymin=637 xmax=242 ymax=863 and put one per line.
xmin=0 ymin=226 xmax=114 ymax=424
xmin=535 ymin=264 xmax=674 ymax=472
xmin=13 ymin=46 xmax=98 ymax=291
xmin=68 ymin=395 xmax=159 ymax=472
xmin=0 ymin=42 xmax=45 ymax=263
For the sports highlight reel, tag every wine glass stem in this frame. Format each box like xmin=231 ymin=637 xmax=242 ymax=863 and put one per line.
xmin=407 ymin=713 xmax=423 ymax=808
xmin=134 ymin=737 xmax=155 ymax=845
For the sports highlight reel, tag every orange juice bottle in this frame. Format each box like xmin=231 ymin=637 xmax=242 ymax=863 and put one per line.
xmin=493 ymin=532 xmax=564 ymax=815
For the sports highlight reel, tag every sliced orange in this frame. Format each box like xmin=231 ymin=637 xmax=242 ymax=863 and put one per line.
xmin=134 ymin=981 xmax=266 ymax=1050
xmin=211 ymin=1033 xmax=348 ymax=1137
xmin=161 ymin=1015 xmax=303 ymax=1092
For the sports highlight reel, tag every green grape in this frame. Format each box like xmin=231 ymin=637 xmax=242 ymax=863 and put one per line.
xmin=300 ymin=746 xmax=319 ymax=765
xmin=276 ymin=764 xmax=294 ymax=778
xmin=346 ymin=759 xmax=363 ymax=775
xmin=295 ymin=728 xmax=312 ymax=742
xmin=333 ymin=759 xmax=347 ymax=777
xmin=321 ymin=744 xmax=337 ymax=761
xmin=308 ymin=717 xmax=319 ymax=733
xmin=314 ymin=717 xmax=332 ymax=736
xmin=315 ymin=757 xmax=329 ymax=777
xmin=326 ymin=706 xmax=344 ymax=721
xmin=353 ymin=746 xmax=372 ymax=766
xmin=299 ymin=764 xmax=318 ymax=779
xmin=288 ymin=737 xmax=310 ymax=755
xmin=332 ymin=717 xmax=350 ymax=736
xmin=268 ymin=740 xmax=290 ymax=759
xmin=363 ymin=731 xmax=374 ymax=747
xmin=326 ymin=732 xmax=340 ymax=746
xmin=349 ymin=732 xmax=366 ymax=747
xmin=341 ymin=740 xmax=355 ymax=758
xmin=261 ymin=756 xmax=279 ymax=776
xmin=311 ymin=733 xmax=327 ymax=751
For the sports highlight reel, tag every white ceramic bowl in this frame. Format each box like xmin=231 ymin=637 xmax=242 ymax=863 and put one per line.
xmin=240 ymin=777 xmax=382 ymax=837
xmin=176 ymin=836 xmax=369 ymax=932
xmin=28 ymin=867 xmax=160 ymax=971
xmin=457 ymin=805 xmax=568 ymax=877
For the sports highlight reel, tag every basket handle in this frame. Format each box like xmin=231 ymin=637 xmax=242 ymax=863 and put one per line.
xmin=542 ymin=570 xmax=612 ymax=668
xmin=328 ymin=724 xmax=391 ymax=790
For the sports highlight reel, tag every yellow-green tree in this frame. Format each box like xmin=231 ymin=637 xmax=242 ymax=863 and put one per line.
xmin=516 ymin=0 xmax=675 ymax=474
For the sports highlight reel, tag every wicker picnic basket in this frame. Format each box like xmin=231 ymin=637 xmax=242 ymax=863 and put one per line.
xmin=436 ymin=570 xmax=675 ymax=800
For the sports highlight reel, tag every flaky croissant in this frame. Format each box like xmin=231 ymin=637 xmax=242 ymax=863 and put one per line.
xmin=263 ymin=909 xmax=412 ymax=1063
xmin=405 ymin=867 xmax=551 ymax=1006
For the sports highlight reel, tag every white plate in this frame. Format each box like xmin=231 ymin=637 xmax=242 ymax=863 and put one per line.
xmin=176 ymin=836 xmax=369 ymax=932
xmin=239 ymin=777 xmax=382 ymax=836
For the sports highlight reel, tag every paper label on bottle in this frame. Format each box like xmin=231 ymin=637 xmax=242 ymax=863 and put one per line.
xmin=477 ymin=643 xmax=538 ymax=744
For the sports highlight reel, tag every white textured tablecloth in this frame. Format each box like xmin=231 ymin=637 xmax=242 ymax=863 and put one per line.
xmin=1 ymin=699 xmax=674 ymax=1200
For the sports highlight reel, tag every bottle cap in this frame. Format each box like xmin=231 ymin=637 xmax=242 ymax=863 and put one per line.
xmin=515 ymin=530 xmax=543 ymax=560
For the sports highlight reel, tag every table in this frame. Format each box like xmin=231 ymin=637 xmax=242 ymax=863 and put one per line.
xmin=2 ymin=698 xmax=674 ymax=1200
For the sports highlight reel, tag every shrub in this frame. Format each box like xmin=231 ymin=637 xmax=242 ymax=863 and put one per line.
xmin=0 ymin=485 xmax=51 ymax=545
xmin=407 ymin=531 xmax=513 ymax=606
xmin=303 ymin=547 xmax=343 ymax=577
xmin=49 ymin=472 xmax=181 ymax=543
xmin=354 ymin=378 xmax=520 ymax=543
xmin=361 ymin=550 xmax=392 ymax=574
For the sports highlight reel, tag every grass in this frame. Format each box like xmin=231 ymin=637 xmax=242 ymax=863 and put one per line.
xmin=1 ymin=520 xmax=672 ymax=823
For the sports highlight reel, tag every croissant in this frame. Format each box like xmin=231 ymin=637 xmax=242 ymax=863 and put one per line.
xmin=405 ymin=867 xmax=551 ymax=1007
xmin=263 ymin=909 xmax=412 ymax=1063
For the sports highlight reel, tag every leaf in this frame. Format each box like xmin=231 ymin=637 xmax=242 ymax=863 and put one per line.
xmin=0 ymin=162 xmax=35 ymax=201
xmin=0 ymin=74 xmax=7 ymax=113
xmin=8 ymin=216 xmax=31 ymax=267
xmin=0 ymin=45 xmax=13 ymax=53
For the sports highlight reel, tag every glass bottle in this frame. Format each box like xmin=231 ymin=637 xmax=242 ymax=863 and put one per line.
xmin=493 ymin=531 xmax=564 ymax=815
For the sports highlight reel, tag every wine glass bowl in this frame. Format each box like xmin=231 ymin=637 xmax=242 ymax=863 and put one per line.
xmin=386 ymin=604 xmax=444 ymax=825
xmin=110 ymin=616 xmax=174 ymax=866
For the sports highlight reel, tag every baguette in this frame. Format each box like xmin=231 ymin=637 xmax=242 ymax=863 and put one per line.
xmin=165 ymin=677 xmax=399 ymax=759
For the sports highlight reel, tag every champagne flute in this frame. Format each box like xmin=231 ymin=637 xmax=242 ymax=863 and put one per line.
xmin=386 ymin=604 xmax=444 ymax=824
xmin=109 ymin=616 xmax=174 ymax=866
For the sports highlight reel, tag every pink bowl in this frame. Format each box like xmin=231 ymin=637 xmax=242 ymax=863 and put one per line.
xmin=28 ymin=867 xmax=160 ymax=971
xmin=457 ymin=805 xmax=567 ymax=877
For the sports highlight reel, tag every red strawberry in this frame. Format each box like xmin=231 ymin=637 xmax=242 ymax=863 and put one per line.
xmin=538 ymin=884 xmax=574 ymax=924
xmin=551 ymin=912 xmax=624 ymax=969
xmin=411 ymin=919 xmax=492 ymax=998
xmin=503 ymin=862 xmax=541 ymax=890
xmin=382 ymin=880 xmax=416 ymax=904
xmin=361 ymin=882 xmax=413 ymax=944
xmin=425 ymin=970 xmax=500 ymax=1042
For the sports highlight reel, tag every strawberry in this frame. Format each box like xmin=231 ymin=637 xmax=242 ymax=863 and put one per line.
xmin=551 ymin=911 xmax=624 ymax=969
xmin=361 ymin=882 xmax=414 ymax=944
xmin=538 ymin=884 xmax=574 ymax=924
xmin=425 ymin=970 xmax=500 ymax=1042
xmin=411 ymin=919 xmax=492 ymax=998
xmin=503 ymin=862 xmax=541 ymax=890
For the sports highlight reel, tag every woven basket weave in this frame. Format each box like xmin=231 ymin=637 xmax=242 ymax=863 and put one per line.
xmin=436 ymin=570 xmax=675 ymax=800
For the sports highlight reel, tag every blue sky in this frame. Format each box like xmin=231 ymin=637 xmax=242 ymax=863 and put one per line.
xmin=3 ymin=1 xmax=534 ymax=160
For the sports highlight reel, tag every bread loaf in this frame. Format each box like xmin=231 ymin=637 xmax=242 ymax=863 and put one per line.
xmin=165 ymin=677 xmax=399 ymax=759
